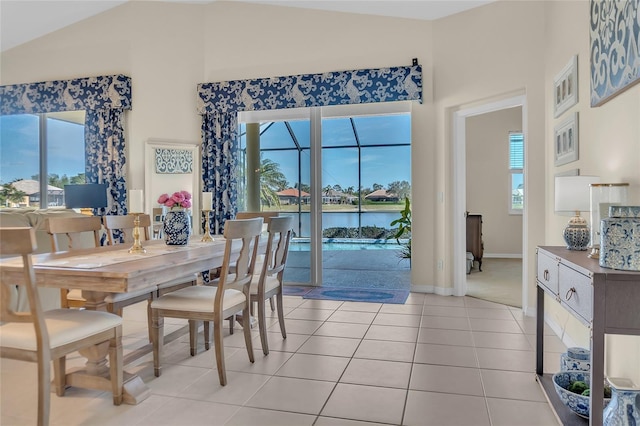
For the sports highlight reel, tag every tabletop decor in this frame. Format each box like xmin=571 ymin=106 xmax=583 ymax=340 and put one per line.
xmin=128 ymin=189 xmax=146 ymax=253
xmin=600 ymin=203 xmax=639 ymax=271
xmin=158 ymin=191 xmax=192 ymax=245
xmin=552 ymin=371 xmax=611 ymax=418
xmin=201 ymin=192 xmax=214 ymax=242
xmin=555 ymin=175 xmax=600 ymax=250
xmin=603 ymin=377 xmax=640 ymax=425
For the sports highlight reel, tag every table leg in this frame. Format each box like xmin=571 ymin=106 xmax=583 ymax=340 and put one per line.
xmin=66 ymin=290 xmax=151 ymax=405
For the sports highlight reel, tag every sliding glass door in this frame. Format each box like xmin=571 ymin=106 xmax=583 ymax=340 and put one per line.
xmin=237 ymin=102 xmax=411 ymax=288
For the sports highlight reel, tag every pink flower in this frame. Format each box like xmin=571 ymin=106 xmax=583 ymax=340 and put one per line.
xmin=157 ymin=191 xmax=192 ymax=208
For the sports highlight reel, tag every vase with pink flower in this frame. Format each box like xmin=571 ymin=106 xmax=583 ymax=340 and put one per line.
xmin=158 ymin=191 xmax=192 ymax=245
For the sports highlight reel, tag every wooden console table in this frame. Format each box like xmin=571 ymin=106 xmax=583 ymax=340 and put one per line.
xmin=536 ymin=246 xmax=640 ymax=425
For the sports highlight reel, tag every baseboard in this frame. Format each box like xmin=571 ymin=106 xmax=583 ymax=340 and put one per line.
xmin=410 ymin=284 xmax=454 ymax=296
xmin=484 ymin=253 xmax=523 ymax=259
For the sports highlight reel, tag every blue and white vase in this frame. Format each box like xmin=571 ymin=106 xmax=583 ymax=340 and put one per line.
xmin=163 ymin=208 xmax=191 ymax=245
xmin=603 ymin=378 xmax=640 ymax=426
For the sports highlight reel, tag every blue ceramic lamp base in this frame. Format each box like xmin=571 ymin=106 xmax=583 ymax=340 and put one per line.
xmin=563 ymin=215 xmax=590 ymax=251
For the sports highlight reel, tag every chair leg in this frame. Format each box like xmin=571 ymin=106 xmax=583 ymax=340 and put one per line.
xmin=52 ymin=357 xmax=66 ymax=396
xmin=269 ymin=296 xmax=276 ymax=312
xmin=228 ymin=315 xmax=235 ymax=334
xmin=152 ymin=310 xmax=164 ymax=377
xmin=204 ymin=321 xmax=211 ymax=350
xmin=109 ymin=328 xmax=123 ymax=405
xmin=258 ymin=297 xmax=269 ymax=355
xmin=213 ymin=317 xmax=227 ymax=386
xmin=276 ymin=291 xmax=287 ymax=339
xmin=36 ymin=351 xmax=51 ymax=426
xmin=242 ymin=294 xmax=255 ymax=364
xmin=189 ymin=320 xmax=198 ymax=356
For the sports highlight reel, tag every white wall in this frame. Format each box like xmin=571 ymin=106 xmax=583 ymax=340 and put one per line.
xmin=430 ymin=1 xmax=546 ymax=308
xmin=466 ymin=107 xmax=523 ymax=256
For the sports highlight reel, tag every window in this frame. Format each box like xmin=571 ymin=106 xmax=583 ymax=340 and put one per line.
xmin=0 ymin=111 xmax=86 ymax=208
xmin=509 ymin=132 xmax=524 ymax=214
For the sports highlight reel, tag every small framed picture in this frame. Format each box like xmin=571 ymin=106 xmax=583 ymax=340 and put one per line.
xmin=553 ymin=55 xmax=578 ymax=118
xmin=554 ymin=112 xmax=579 ymax=167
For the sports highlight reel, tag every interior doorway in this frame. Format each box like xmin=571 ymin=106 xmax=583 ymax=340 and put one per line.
xmin=452 ymin=94 xmax=527 ymax=309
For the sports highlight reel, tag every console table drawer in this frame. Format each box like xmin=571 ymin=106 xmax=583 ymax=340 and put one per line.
xmin=559 ymin=264 xmax=593 ymax=324
xmin=537 ymin=250 xmax=559 ymax=295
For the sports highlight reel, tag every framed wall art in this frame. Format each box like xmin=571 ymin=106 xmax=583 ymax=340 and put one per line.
xmin=554 ymin=112 xmax=579 ymax=167
xmin=554 ymin=55 xmax=578 ymax=118
xmin=590 ymin=0 xmax=640 ymax=106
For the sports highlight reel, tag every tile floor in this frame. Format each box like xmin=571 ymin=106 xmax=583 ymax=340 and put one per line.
xmin=0 ymin=293 xmax=565 ymax=425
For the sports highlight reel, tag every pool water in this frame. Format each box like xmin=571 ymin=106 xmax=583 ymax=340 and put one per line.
xmin=289 ymin=238 xmax=404 ymax=251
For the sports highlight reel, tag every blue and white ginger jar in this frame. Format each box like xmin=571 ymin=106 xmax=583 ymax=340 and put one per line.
xmin=163 ymin=208 xmax=191 ymax=245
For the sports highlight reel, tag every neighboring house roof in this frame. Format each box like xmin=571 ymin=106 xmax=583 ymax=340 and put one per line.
xmin=7 ymin=179 xmax=63 ymax=195
xmin=364 ymin=189 xmax=397 ymax=200
xmin=277 ymin=188 xmax=310 ymax=197
xmin=322 ymin=189 xmax=352 ymax=198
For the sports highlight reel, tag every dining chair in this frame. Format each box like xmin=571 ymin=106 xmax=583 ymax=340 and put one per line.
xmin=45 ymin=215 xmax=102 ymax=308
xmin=250 ymin=215 xmax=293 ymax=355
xmin=150 ymin=217 xmax=263 ymax=386
xmin=102 ymin=214 xmax=197 ymax=341
xmin=0 ymin=227 xmax=123 ymax=426
xmin=234 ymin=211 xmax=279 ymax=312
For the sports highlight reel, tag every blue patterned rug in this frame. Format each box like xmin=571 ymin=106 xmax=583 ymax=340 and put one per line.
xmin=302 ymin=287 xmax=409 ymax=304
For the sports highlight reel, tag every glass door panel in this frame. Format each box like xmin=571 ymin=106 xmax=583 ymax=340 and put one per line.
xmin=238 ymin=111 xmax=313 ymax=286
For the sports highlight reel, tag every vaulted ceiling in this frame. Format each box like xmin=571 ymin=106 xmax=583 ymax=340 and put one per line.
xmin=1 ymin=0 xmax=495 ymax=52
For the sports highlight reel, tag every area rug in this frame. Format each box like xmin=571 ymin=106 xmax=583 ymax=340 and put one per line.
xmin=303 ymin=287 xmax=409 ymax=304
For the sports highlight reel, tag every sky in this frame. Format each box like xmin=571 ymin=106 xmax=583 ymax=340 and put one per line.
xmin=0 ymin=114 xmax=85 ymax=184
xmin=241 ymin=114 xmax=412 ymax=191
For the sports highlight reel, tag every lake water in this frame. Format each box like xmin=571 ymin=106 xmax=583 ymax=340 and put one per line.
xmin=284 ymin=211 xmax=401 ymax=238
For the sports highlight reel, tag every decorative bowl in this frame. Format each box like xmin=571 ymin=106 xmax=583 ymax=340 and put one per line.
xmin=560 ymin=347 xmax=591 ymax=372
xmin=552 ymin=371 xmax=611 ymax=418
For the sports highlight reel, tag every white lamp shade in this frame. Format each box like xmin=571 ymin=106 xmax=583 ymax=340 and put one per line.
xmin=555 ymin=176 xmax=600 ymax=213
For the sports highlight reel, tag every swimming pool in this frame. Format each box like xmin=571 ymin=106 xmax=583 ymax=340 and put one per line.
xmin=289 ymin=238 xmax=405 ymax=251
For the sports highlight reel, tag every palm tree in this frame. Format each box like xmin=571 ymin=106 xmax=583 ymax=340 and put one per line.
xmin=259 ymin=157 xmax=287 ymax=208
xmin=0 ymin=181 xmax=28 ymax=206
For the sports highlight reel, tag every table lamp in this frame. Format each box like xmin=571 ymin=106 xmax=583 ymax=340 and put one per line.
xmin=555 ymin=176 xmax=600 ymax=250
xmin=64 ymin=184 xmax=108 ymax=215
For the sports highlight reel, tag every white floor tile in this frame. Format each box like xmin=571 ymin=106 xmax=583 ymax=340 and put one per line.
xmin=0 ymin=292 xmax=566 ymax=426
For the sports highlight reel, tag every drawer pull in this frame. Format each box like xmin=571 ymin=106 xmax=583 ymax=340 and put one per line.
xmin=543 ymin=269 xmax=549 ymax=281
xmin=565 ymin=287 xmax=576 ymax=301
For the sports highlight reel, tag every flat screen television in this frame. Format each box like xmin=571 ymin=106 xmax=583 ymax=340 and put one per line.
xmin=64 ymin=184 xmax=108 ymax=209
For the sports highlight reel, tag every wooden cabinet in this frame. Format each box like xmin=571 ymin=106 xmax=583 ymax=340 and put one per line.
xmin=466 ymin=214 xmax=483 ymax=271
xmin=535 ymin=246 xmax=640 ymax=425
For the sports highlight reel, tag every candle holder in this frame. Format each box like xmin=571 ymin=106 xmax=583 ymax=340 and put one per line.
xmin=129 ymin=213 xmax=147 ymax=253
xmin=201 ymin=210 xmax=214 ymax=242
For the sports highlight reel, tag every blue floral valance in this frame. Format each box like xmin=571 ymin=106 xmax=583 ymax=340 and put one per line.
xmin=197 ymin=64 xmax=422 ymax=114
xmin=0 ymin=74 xmax=132 ymax=115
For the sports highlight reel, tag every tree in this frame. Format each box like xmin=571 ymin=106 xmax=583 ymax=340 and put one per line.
xmin=332 ymin=184 xmax=343 ymax=193
xmin=0 ymin=181 xmax=28 ymax=206
xmin=372 ymin=183 xmax=383 ymax=191
xmin=259 ymin=157 xmax=287 ymax=207
xmin=346 ymin=186 xmax=355 ymax=195
xmin=323 ymin=185 xmax=333 ymax=196
xmin=295 ymin=182 xmax=311 ymax=194
xmin=31 ymin=173 xmax=85 ymax=187
xmin=387 ymin=180 xmax=411 ymax=201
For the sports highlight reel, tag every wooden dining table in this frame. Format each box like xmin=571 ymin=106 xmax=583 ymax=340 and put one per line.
xmin=0 ymin=236 xmax=232 ymax=405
